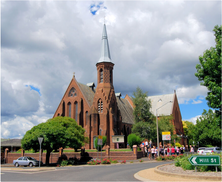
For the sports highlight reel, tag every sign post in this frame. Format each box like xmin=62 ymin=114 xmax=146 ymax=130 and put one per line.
xmin=189 ymin=155 xmax=220 ymax=172
xmin=38 ymin=137 xmax=43 ymax=168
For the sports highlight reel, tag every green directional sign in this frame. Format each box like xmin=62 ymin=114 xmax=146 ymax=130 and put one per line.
xmin=189 ymin=155 xmax=220 ymax=166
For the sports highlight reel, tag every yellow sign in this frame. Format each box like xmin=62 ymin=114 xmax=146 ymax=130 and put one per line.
xmin=162 ymin=132 xmax=171 ymax=135
xmin=98 ymin=135 xmax=103 ymax=139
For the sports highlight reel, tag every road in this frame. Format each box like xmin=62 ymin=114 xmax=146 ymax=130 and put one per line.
xmin=1 ymin=161 xmax=172 ymax=181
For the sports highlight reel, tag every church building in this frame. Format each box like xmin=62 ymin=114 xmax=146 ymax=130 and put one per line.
xmin=53 ymin=24 xmax=134 ymax=149
xmin=53 ymin=24 xmax=185 ymax=149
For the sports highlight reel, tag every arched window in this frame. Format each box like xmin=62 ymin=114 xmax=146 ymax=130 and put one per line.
xmin=100 ymin=69 xmax=103 ymax=83
xmin=98 ymin=99 xmax=103 ymax=113
xmin=68 ymin=102 xmax=71 ymax=117
xmin=68 ymin=87 xmax=77 ymax=97
xmin=75 ymin=102 xmax=78 ymax=121
xmin=86 ymin=111 xmax=88 ymax=125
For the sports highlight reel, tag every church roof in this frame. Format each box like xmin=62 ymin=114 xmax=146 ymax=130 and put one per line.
xmin=78 ymin=82 xmax=95 ymax=106
xmin=98 ymin=24 xmax=112 ymax=63
xmin=147 ymin=93 xmax=174 ymax=116
xmin=116 ymin=97 xmax=134 ymax=125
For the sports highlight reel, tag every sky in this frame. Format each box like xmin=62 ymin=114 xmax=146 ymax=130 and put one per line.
xmin=1 ymin=0 xmax=221 ymax=139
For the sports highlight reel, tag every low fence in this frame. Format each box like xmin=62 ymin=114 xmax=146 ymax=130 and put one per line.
xmin=3 ymin=145 xmax=144 ymax=164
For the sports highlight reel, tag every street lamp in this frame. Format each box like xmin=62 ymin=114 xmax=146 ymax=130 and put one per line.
xmin=156 ymin=101 xmax=172 ymax=157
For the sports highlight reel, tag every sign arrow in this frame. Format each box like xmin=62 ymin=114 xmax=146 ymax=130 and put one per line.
xmin=191 ymin=157 xmax=197 ymax=164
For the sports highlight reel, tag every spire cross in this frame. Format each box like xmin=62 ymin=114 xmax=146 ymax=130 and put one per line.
xmin=73 ymin=72 xmax=75 ymax=78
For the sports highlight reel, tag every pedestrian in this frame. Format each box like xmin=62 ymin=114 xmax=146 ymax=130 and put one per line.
xmin=180 ymin=146 xmax=183 ymax=154
xmin=154 ymin=146 xmax=158 ymax=158
xmin=183 ymin=145 xmax=185 ymax=153
xmin=151 ymin=146 xmax=155 ymax=159
xmin=148 ymin=147 xmax=151 ymax=160
xmin=145 ymin=140 xmax=148 ymax=147
xmin=144 ymin=146 xmax=147 ymax=157
xmin=167 ymin=146 xmax=170 ymax=155
xmin=171 ymin=146 xmax=175 ymax=155
xmin=176 ymin=147 xmax=180 ymax=155
xmin=164 ymin=146 xmax=167 ymax=156
xmin=190 ymin=146 xmax=194 ymax=154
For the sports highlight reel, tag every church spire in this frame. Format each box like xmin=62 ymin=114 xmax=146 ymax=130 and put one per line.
xmin=98 ymin=24 xmax=112 ymax=63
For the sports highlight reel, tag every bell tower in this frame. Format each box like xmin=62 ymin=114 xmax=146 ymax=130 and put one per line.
xmin=90 ymin=23 xmax=117 ymax=148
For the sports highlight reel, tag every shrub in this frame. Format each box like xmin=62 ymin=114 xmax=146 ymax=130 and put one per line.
xmin=127 ymin=134 xmax=141 ymax=149
xmin=121 ymin=160 xmax=126 ymax=164
xmin=87 ymin=159 xmax=101 ymax=165
xmin=111 ymin=159 xmax=118 ymax=164
xmin=60 ymin=160 xmax=68 ymax=166
xmin=101 ymin=158 xmax=111 ymax=164
xmin=175 ymin=142 xmax=182 ymax=148
xmin=95 ymin=136 xmax=107 ymax=151
xmin=139 ymin=159 xmax=143 ymax=162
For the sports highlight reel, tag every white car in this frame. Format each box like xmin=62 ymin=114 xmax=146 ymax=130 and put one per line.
xmin=202 ymin=147 xmax=222 ymax=155
xmin=197 ymin=147 xmax=205 ymax=154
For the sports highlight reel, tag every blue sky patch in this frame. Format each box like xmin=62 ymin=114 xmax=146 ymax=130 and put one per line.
xmin=26 ymin=85 xmax=41 ymax=96
xmin=90 ymin=2 xmax=106 ymax=15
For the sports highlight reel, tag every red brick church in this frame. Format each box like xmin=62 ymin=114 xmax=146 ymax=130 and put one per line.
xmin=53 ymin=24 xmax=185 ymax=149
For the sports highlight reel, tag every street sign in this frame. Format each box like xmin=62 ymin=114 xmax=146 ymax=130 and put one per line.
xmin=97 ymin=139 xmax=102 ymax=145
xmin=38 ymin=137 xmax=43 ymax=144
xmin=98 ymin=135 xmax=103 ymax=139
xmin=189 ymin=155 xmax=220 ymax=166
xmin=162 ymin=135 xmax=171 ymax=140
xmin=162 ymin=132 xmax=171 ymax=135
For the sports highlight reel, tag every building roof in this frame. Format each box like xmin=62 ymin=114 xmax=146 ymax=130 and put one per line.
xmin=147 ymin=93 xmax=174 ymax=116
xmin=98 ymin=24 xmax=112 ymax=63
xmin=116 ymin=97 xmax=134 ymax=125
xmin=1 ymin=139 xmax=22 ymax=147
xmin=78 ymin=82 xmax=95 ymax=106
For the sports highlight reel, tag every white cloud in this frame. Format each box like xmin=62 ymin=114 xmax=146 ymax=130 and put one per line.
xmin=1 ymin=1 xmax=220 ymax=138
xmin=185 ymin=115 xmax=201 ymax=125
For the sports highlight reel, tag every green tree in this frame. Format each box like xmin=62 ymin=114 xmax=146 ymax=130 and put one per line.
xmin=131 ymin=121 xmax=156 ymax=142
xmin=132 ymin=87 xmax=154 ymax=123
xmin=195 ymin=25 xmax=222 ymax=112
xmin=127 ymin=134 xmax=141 ymax=148
xmin=158 ymin=115 xmax=177 ymax=144
xmin=194 ymin=109 xmax=221 ymax=147
xmin=21 ymin=116 xmax=88 ymax=165
xmin=182 ymin=120 xmax=196 ymax=145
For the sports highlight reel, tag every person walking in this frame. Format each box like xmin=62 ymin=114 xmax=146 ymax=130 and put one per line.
xmin=176 ymin=147 xmax=180 ymax=155
xmin=167 ymin=146 xmax=170 ymax=155
xmin=144 ymin=146 xmax=147 ymax=157
xmin=148 ymin=147 xmax=151 ymax=160
xmin=151 ymin=146 xmax=155 ymax=159
xmin=190 ymin=146 xmax=194 ymax=154
xmin=171 ymin=146 xmax=175 ymax=155
xmin=154 ymin=146 xmax=158 ymax=159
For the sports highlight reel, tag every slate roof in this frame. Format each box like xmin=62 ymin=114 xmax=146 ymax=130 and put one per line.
xmin=147 ymin=93 xmax=174 ymax=116
xmin=78 ymin=82 xmax=95 ymax=106
xmin=116 ymin=97 xmax=134 ymax=125
xmin=1 ymin=139 xmax=22 ymax=147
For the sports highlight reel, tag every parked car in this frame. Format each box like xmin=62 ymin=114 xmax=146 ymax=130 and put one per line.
xmin=202 ymin=147 xmax=222 ymax=155
xmin=197 ymin=147 xmax=205 ymax=154
xmin=13 ymin=156 xmax=41 ymax=167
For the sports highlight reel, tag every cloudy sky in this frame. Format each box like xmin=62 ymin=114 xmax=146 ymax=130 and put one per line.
xmin=1 ymin=0 xmax=221 ymax=139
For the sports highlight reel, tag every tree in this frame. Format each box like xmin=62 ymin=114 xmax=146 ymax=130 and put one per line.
xmin=182 ymin=120 xmax=196 ymax=145
xmin=195 ymin=25 xmax=222 ymax=112
xmin=158 ymin=115 xmax=177 ymax=144
xmin=132 ymin=87 xmax=154 ymax=123
xmin=193 ymin=109 xmax=221 ymax=147
xmin=131 ymin=121 xmax=156 ymax=142
xmin=21 ymin=116 xmax=88 ymax=165
xmin=127 ymin=134 xmax=141 ymax=149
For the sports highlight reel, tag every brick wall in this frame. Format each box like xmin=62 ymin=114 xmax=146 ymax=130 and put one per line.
xmin=5 ymin=148 xmax=143 ymax=164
